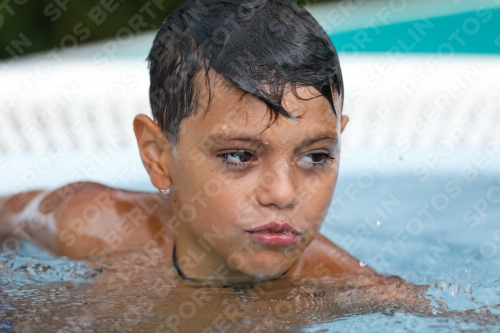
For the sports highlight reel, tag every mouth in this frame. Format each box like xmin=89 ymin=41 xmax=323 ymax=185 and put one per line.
xmin=246 ymin=222 xmax=300 ymax=246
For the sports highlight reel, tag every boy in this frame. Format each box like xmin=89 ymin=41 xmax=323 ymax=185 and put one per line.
xmin=0 ymin=0 xmax=375 ymax=283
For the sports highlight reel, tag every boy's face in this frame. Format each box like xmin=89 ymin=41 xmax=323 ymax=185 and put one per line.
xmin=136 ymin=74 xmax=344 ymax=281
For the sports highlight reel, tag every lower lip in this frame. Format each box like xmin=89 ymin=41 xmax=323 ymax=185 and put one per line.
xmin=247 ymin=231 xmax=299 ymax=246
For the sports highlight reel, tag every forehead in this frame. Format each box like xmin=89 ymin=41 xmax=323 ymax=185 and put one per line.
xmin=179 ymin=72 xmax=338 ymax=144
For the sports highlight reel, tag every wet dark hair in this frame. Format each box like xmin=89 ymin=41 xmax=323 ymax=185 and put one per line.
xmin=148 ymin=0 xmax=343 ymax=144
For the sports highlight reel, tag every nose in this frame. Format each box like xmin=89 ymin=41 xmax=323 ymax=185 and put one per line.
xmin=256 ymin=160 xmax=297 ymax=210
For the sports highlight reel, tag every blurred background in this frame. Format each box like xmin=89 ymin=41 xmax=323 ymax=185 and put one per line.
xmin=0 ymin=0 xmax=336 ymax=60
xmin=1 ymin=0 xmax=500 ymax=283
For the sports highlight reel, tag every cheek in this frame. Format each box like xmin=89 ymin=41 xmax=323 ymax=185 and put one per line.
xmin=176 ymin=169 xmax=252 ymax=229
xmin=206 ymin=177 xmax=256 ymax=223
xmin=212 ymin=170 xmax=261 ymax=208
xmin=302 ymin=176 xmax=337 ymax=220
xmin=171 ymin=161 xmax=214 ymax=223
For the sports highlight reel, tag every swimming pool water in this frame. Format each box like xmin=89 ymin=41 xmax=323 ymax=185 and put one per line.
xmin=1 ymin=148 xmax=500 ymax=332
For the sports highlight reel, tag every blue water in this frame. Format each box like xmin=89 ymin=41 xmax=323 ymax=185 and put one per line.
xmin=324 ymin=147 xmax=500 ymax=285
xmin=319 ymin=147 xmax=500 ymax=331
xmin=1 ymin=148 xmax=500 ymax=331
xmin=0 ymin=243 xmax=100 ymax=287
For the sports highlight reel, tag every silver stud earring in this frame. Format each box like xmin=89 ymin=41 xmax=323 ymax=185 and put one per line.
xmin=159 ymin=188 xmax=171 ymax=195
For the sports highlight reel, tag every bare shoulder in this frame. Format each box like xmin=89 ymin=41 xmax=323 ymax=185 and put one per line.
xmin=54 ymin=182 xmax=172 ymax=259
xmin=2 ymin=182 xmax=173 ymax=260
xmin=288 ymin=233 xmax=377 ymax=278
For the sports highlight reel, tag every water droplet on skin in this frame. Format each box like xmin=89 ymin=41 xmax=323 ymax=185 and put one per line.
xmin=435 ymin=280 xmax=448 ymax=290
xmin=464 ymin=284 xmax=472 ymax=294
xmin=222 ymin=124 xmax=227 ymax=130
xmin=359 ymin=260 xmax=367 ymax=267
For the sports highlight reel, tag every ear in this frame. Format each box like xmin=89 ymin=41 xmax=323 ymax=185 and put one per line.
xmin=340 ymin=115 xmax=349 ymax=133
xmin=133 ymin=114 xmax=173 ymax=191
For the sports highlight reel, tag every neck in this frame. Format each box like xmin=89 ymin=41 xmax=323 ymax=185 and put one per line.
xmin=173 ymin=239 xmax=256 ymax=284
xmin=172 ymin=243 xmax=287 ymax=285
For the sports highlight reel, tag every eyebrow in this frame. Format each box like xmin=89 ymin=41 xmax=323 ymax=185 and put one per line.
xmin=295 ymin=136 xmax=339 ymax=152
xmin=208 ymin=134 xmax=263 ymax=146
xmin=207 ymin=133 xmax=338 ymax=151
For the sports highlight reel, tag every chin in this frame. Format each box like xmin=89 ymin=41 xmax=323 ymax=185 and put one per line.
xmin=237 ymin=256 xmax=292 ymax=280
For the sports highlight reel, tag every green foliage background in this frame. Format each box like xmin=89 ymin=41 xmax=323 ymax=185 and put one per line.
xmin=0 ymin=0 xmax=334 ymax=60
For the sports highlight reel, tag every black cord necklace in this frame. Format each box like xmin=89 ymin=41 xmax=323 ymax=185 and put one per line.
xmin=172 ymin=243 xmax=197 ymax=282
xmin=172 ymin=244 xmax=288 ymax=284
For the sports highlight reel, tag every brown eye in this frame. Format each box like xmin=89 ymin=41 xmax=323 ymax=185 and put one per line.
xmin=297 ymin=152 xmax=335 ymax=170
xmin=309 ymin=153 xmax=326 ymax=163
xmin=233 ymin=151 xmax=253 ymax=163
xmin=218 ymin=151 xmax=256 ymax=167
